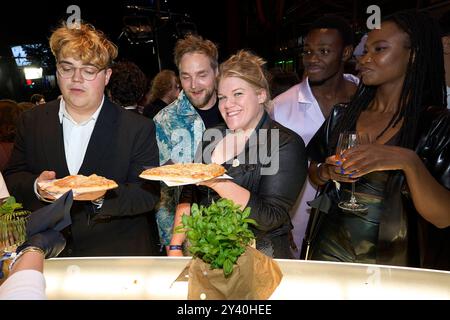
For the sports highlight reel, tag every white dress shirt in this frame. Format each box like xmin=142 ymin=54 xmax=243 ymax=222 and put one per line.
xmin=33 ymin=97 xmax=104 ymax=202
xmin=271 ymin=74 xmax=359 ymax=257
xmin=59 ymin=97 xmax=104 ymax=175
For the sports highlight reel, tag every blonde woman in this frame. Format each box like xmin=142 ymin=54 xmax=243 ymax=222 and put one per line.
xmin=168 ymin=50 xmax=307 ymax=258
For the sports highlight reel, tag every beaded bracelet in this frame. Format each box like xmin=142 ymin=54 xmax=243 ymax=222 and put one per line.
xmin=8 ymin=246 xmax=45 ymax=272
xmin=169 ymin=245 xmax=183 ymax=251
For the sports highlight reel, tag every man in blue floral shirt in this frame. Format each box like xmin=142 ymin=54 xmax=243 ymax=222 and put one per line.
xmin=153 ymin=35 xmax=223 ymax=252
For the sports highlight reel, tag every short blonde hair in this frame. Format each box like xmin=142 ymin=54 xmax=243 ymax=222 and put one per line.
xmin=49 ymin=22 xmax=118 ymax=69
xmin=218 ymin=50 xmax=271 ymax=108
xmin=173 ymin=34 xmax=218 ymax=70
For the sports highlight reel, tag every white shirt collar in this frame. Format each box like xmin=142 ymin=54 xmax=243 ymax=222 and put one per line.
xmin=297 ymin=77 xmax=315 ymax=105
xmin=58 ymin=96 xmax=104 ymax=125
xmin=297 ymin=74 xmax=360 ymax=108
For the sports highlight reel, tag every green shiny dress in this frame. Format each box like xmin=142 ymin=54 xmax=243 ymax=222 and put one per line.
xmin=310 ymin=171 xmax=391 ymax=263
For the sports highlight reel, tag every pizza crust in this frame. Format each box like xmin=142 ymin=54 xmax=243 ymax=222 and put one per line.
xmin=139 ymin=163 xmax=226 ymax=183
xmin=38 ymin=174 xmax=118 ymax=195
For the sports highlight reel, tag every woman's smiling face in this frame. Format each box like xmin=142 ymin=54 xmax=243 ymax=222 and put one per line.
xmin=217 ymin=76 xmax=266 ymax=131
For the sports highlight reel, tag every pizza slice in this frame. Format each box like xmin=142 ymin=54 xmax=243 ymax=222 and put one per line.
xmin=38 ymin=174 xmax=118 ymax=195
xmin=139 ymin=163 xmax=226 ymax=183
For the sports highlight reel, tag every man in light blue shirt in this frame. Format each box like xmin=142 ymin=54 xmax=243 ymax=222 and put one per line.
xmin=153 ymin=35 xmax=223 ymax=253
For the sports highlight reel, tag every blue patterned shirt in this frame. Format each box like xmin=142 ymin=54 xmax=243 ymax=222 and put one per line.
xmin=153 ymin=91 xmax=205 ymax=246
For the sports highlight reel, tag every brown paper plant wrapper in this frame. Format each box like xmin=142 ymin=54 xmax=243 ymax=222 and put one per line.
xmin=175 ymin=246 xmax=283 ymax=300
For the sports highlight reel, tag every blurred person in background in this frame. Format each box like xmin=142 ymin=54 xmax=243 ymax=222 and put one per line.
xmin=439 ymin=9 xmax=450 ymax=108
xmin=107 ymin=60 xmax=147 ymax=114
xmin=353 ymin=33 xmax=368 ymax=74
xmin=268 ymin=67 xmax=300 ymax=99
xmin=0 ymin=99 xmax=21 ymax=171
xmin=142 ymin=69 xmax=180 ymax=119
xmin=30 ymin=94 xmax=46 ymax=106
xmin=17 ymin=102 xmax=35 ymax=112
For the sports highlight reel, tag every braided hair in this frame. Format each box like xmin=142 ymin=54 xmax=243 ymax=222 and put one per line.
xmin=330 ymin=10 xmax=446 ymax=152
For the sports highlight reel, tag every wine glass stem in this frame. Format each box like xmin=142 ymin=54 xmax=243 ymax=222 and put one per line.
xmin=350 ymin=182 xmax=357 ymax=205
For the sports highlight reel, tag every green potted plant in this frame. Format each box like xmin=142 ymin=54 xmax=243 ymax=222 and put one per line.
xmin=0 ymin=197 xmax=30 ymax=253
xmin=176 ymin=198 xmax=283 ymax=300
xmin=177 ymin=198 xmax=257 ymax=277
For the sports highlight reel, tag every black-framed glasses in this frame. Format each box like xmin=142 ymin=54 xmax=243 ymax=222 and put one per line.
xmin=56 ymin=62 xmax=104 ymax=81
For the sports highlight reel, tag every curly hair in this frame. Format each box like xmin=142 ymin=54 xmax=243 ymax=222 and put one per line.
xmin=0 ymin=100 xmax=21 ymax=142
xmin=49 ymin=22 xmax=118 ymax=69
xmin=218 ymin=50 xmax=271 ymax=108
xmin=174 ymin=34 xmax=218 ymax=70
xmin=108 ymin=61 xmax=147 ymax=106
xmin=30 ymin=94 xmax=45 ymax=105
xmin=149 ymin=70 xmax=179 ymax=103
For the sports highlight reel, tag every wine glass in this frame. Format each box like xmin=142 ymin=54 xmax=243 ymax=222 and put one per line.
xmin=336 ymin=131 xmax=369 ymax=212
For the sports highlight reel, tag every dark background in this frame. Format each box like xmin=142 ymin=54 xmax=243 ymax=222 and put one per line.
xmin=1 ymin=0 xmax=449 ymax=102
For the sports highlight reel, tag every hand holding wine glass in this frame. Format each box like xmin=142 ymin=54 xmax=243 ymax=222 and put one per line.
xmin=335 ymin=131 xmax=370 ymax=212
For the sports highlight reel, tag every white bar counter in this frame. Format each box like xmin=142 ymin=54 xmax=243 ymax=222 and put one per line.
xmin=43 ymin=257 xmax=450 ymax=299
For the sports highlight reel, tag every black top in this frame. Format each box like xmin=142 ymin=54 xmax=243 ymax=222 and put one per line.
xmin=195 ymin=100 xmax=223 ymax=129
xmin=143 ymin=98 xmax=168 ymax=119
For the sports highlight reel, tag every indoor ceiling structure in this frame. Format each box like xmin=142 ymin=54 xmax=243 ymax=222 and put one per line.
xmin=282 ymin=0 xmax=450 ymax=25
xmin=237 ymin=0 xmax=450 ymax=74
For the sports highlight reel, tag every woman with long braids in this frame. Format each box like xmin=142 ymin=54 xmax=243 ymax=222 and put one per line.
xmin=306 ymin=10 xmax=450 ymax=270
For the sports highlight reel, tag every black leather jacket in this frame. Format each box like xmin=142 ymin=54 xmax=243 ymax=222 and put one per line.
xmin=180 ymin=112 xmax=307 ymax=259
xmin=307 ymin=105 xmax=450 ymax=269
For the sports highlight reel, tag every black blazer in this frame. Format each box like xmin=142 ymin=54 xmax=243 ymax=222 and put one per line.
xmin=4 ymin=98 xmax=161 ymax=256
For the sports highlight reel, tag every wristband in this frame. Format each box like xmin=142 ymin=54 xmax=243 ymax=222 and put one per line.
xmin=169 ymin=245 xmax=183 ymax=251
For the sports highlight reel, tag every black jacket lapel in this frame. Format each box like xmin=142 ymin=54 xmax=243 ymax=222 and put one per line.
xmin=78 ymin=98 xmax=119 ymax=175
xmin=43 ymin=100 xmax=70 ymax=177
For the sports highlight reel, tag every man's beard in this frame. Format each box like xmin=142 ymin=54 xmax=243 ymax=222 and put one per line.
xmin=186 ymin=87 xmax=215 ymax=109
